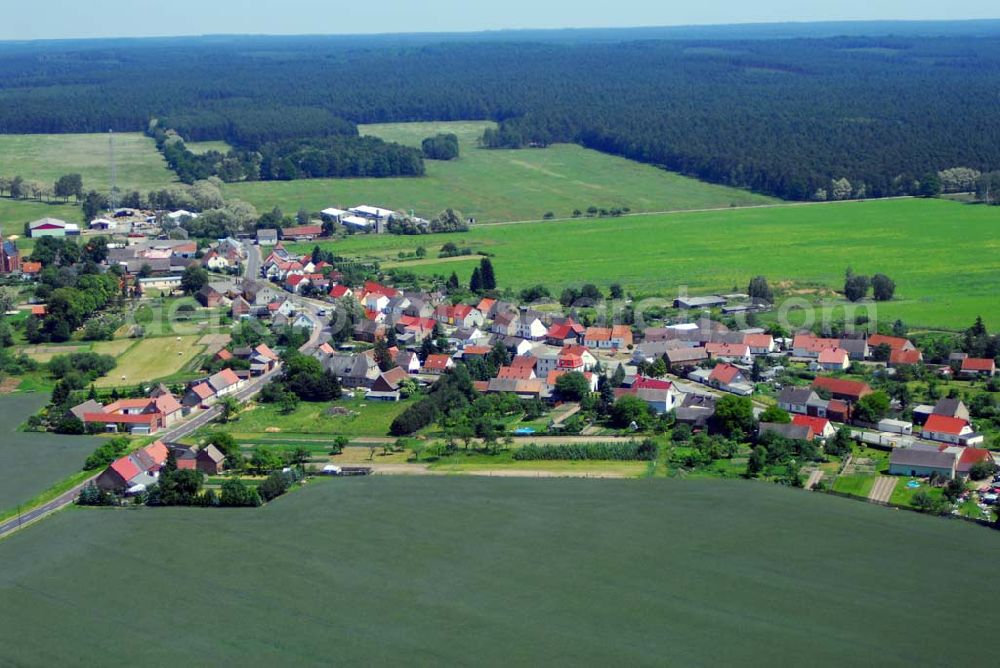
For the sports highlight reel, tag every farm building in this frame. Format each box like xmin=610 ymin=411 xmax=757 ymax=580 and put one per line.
xmin=281 ymin=225 xmax=323 ymax=241
xmin=920 ymin=414 xmax=983 ymax=446
xmin=96 ymin=441 xmax=170 ymax=493
xmin=878 ymin=418 xmax=913 ymax=436
xmin=888 ymin=447 xmax=957 ymax=478
xmin=758 ymin=422 xmax=814 ymax=442
xmin=960 ymin=358 xmax=996 ymax=378
xmin=256 ymin=228 xmax=278 ymax=246
xmin=792 ymin=415 xmax=835 ymax=439
xmin=811 ymin=377 xmax=872 ymax=404
xmin=674 ymin=295 xmax=726 ymax=309
xmin=777 ymin=387 xmax=817 ymax=415
xmin=28 ymin=217 xmax=79 ymax=238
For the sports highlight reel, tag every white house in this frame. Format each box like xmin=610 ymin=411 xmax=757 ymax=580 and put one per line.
xmin=207 ymin=369 xmax=243 ymax=398
xmin=921 ymin=414 xmax=983 ymax=446
xmin=517 ymin=311 xmax=548 ymax=340
xmin=167 ymin=210 xmax=199 ymax=222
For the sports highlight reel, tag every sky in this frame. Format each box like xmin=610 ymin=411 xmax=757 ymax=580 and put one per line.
xmin=3 ymin=0 xmax=998 ymax=41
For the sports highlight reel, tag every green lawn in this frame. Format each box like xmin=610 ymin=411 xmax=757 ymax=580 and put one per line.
xmin=832 ymin=474 xmax=876 ymax=498
xmin=890 ymin=480 xmax=945 ymax=508
xmin=212 ymin=396 xmax=413 ymax=439
xmin=224 ymin=121 xmax=774 ymax=223
xmin=0 ymin=394 xmax=98 ymax=514
xmin=0 ymin=132 xmax=176 ymax=193
xmin=2 ymin=478 xmax=999 ymax=665
xmin=93 ymin=335 xmax=205 ymax=387
xmin=293 ymin=197 xmax=1000 ymax=330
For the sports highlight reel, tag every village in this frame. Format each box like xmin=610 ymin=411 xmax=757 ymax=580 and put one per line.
xmin=1 ymin=193 xmax=999 ymax=523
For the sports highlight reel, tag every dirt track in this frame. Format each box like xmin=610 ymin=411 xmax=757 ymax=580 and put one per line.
xmin=869 ymin=476 xmax=897 ymax=503
xmin=367 ymin=463 xmax=631 ymax=479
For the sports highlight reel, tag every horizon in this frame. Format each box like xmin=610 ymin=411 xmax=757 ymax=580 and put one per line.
xmin=1 ymin=2 xmax=998 ymax=42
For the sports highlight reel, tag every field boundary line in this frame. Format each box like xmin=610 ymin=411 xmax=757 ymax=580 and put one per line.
xmin=474 ymin=196 xmax=916 ymax=228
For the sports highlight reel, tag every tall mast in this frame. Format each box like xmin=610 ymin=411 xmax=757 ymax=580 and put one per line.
xmin=108 ymin=129 xmax=119 ymax=211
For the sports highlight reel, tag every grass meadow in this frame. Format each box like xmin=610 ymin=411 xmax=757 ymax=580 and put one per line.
xmin=294 ymin=197 xmax=1000 ymax=330
xmin=225 ymin=121 xmax=775 ymax=222
xmin=2 ymin=477 xmax=998 ymax=665
xmin=0 ymin=132 xmax=176 ymax=193
xmin=210 ymin=396 xmax=414 ymax=440
xmin=92 ymin=335 xmax=205 ymax=387
xmin=0 ymin=394 xmax=97 ymax=514
xmin=185 ymin=140 xmax=233 ymax=155
xmin=0 ymin=197 xmax=81 ymax=250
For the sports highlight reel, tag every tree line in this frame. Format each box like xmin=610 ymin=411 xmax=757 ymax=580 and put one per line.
xmin=1 ymin=34 xmax=999 ymax=200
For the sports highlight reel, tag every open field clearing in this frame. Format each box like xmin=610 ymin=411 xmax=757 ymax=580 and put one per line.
xmin=214 ymin=396 xmax=414 ymax=439
xmin=2 ymin=477 xmax=998 ymax=665
xmin=19 ymin=338 xmax=135 ymax=364
xmin=0 ymin=132 xmax=175 ymax=193
xmin=0 ymin=394 xmax=97 ymax=514
xmin=296 ymin=197 xmax=1000 ymax=330
xmin=185 ymin=140 xmax=233 ymax=155
xmin=0 ymin=197 xmax=80 ymax=249
xmin=93 ymin=335 xmax=204 ymax=387
xmin=225 ymin=121 xmax=774 ymax=223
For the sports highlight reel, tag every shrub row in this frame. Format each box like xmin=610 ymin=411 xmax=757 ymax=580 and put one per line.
xmin=513 ymin=439 xmax=658 ymax=461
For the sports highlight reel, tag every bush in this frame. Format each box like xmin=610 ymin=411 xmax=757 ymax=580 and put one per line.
xmin=421 ymin=133 xmax=459 ymax=160
xmin=970 ymin=459 xmax=997 ymax=481
xmin=76 ymin=483 xmax=117 ymax=506
xmin=54 ymin=414 xmax=86 ymax=435
xmin=83 ymin=437 xmax=130 ymax=470
xmin=219 ymin=477 xmax=262 ymax=507
xmin=610 ymin=395 xmax=654 ymax=430
xmin=259 ymin=470 xmax=295 ymax=502
xmin=49 ymin=352 xmax=116 ymax=382
xmin=513 ymin=439 xmax=657 ymax=461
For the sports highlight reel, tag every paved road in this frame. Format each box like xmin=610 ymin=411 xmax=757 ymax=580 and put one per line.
xmin=0 ymin=367 xmax=283 ymax=540
xmin=0 ymin=475 xmax=98 ymax=539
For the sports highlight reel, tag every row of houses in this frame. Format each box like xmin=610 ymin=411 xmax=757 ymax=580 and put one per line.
xmin=71 ymin=385 xmax=185 ymax=435
xmin=793 ymin=332 xmax=996 ymax=377
xmin=95 ymin=440 xmax=226 ymax=494
xmin=70 ymin=345 xmax=280 ymax=435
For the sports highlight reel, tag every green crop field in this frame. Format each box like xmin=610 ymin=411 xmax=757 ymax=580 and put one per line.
xmin=0 ymin=132 xmax=175 ymax=193
xmin=0 ymin=394 xmax=97 ymax=513
xmin=93 ymin=335 xmax=205 ymax=387
xmin=294 ymin=197 xmax=1000 ymax=330
xmin=224 ymin=121 xmax=774 ymax=223
xmin=2 ymin=477 xmax=998 ymax=665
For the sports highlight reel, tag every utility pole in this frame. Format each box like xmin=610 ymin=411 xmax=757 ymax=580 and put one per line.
xmin=108 ymin=129 xmax=119 ymax=211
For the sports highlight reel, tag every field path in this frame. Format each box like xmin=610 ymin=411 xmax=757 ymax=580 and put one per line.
xmin=868 ymin=476 xmax=897 ymax=504
xmin=476 ymin=196 xmax=916 ymax=228
xmin=365 ymin=463 xmax=632 ymax=479
xmin=805 ymin=470 xmax=824 ymax=490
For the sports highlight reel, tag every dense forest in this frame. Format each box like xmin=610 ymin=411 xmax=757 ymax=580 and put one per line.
xmin=149 ymin=123 xmax=424 ymax=183
xmin=2 ymin=28 xmax=1000 ymax=198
